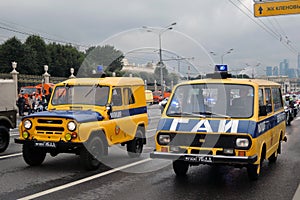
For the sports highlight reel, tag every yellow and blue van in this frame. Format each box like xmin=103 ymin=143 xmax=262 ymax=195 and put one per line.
xmin=15 ymin=77 xmax=148 ymax=170
xmin=150 ymin=65 xmax=286 ymax=180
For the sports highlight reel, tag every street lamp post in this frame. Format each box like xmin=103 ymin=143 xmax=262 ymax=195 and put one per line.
xmin=251 ymin=63 xmax=261 ymax=79
xmin=210 ymin=48 xmax=234 ymax=64
xmin=221 ymin=48 xmax=234 ymax=64
xmin=143 ymin=22 xmax=176 ymax=96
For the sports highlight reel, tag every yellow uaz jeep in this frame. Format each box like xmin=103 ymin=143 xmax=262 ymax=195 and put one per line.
xmin=15 ymin=77 xmax=148 ymax=170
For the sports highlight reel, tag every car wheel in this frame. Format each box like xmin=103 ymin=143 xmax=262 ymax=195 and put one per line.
xmin=80 ymin=136 xmax=105 ymax=171
xmin=0 ymin=126 xmax=9 ymax=153
xmin=23 ymin=144 xmax=46 ymax=166
xmin=173 ymin=160 xmax=189 ymax=176
xmin=127 ymin=129 xmax=144 ymax=158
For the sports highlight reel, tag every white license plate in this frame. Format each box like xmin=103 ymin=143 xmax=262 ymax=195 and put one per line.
xmin=34 ymin=141 xmax=56 ymax=148
xmin=184 ymin=155 xmax=213 ymax=163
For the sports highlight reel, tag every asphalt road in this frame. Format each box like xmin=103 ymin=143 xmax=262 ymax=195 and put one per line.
xmin=1 ymin=105 xmax=300 ymax=200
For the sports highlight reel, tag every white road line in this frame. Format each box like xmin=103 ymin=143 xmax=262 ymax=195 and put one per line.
xmin=293 ymin=184 xmax=300 ymax=200
xmin=150 ymin=116 xmax=161 ymax=120
xmin=18 ymin=158 xmax=152 ymax=200
xmin=0 ymin=153 xmax=22 ymax=160
xmin=146 ymin=128 xmax=157 ymax=132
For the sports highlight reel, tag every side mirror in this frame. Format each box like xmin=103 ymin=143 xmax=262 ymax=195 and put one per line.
xmin=105 ymin=103 xmax=112 ymax=115
xmin=259 ymin=105 xmax=267 ymax=116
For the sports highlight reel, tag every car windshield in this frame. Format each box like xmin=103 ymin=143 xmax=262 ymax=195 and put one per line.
xmin=166 ymin=83 xmax=254 ymax=118
xmin=51 ymin=85 xmax=109 ymax=106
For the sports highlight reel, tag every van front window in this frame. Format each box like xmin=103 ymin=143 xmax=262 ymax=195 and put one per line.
xmin=51 ymin=85 xmax=109 ymax=106
xmin=166 ymin=84 xmax=254 ymax=118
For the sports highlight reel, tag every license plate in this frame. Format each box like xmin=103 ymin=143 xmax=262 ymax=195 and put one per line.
xmin=34 ymin=141 xmax=56 ymax=148
xmin=184 ymin=155 xmax=213 ymax=163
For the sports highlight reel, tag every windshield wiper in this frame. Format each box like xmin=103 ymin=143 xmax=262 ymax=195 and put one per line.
xmin=57 ymin=84 xmax=69 ymax=102
xmin=84 ymin=84 xmax=98 ymax=98
xmin=168 ymin=112 xmax=206 ymax=118
xmin=196 ymin=111 xmax=231 ymax=118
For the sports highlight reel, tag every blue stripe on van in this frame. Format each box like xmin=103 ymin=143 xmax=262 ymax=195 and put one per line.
xmin=157 ymin=111 xmax=285 ymax=138
xmin=110 ymin=106 xmax=147 ymax=119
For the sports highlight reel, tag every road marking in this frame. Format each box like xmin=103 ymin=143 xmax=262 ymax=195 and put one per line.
xmin=293 ymin=184 xmax=300 ymax=200
xmin=0 ymin=153 xmax=22 ymax=160
xmin=146 ymin=128 xmax=156 ymax=132
xmin=18 ymin=158 xmax=152 ymax=200
xmin=150 ymin=116 xmax=161 ymax=120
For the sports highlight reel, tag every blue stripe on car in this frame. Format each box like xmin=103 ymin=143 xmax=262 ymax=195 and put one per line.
xmin=157 ymin=111 xmax=285 ymax=138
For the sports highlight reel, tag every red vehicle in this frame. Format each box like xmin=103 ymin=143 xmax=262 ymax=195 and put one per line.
xmin=152 ymin=90 xmax=171 ymax=104
xmin=20 ymin=83 xmax=55 ymax=110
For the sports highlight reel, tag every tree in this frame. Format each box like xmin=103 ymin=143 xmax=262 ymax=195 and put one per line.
xmin=168 ymin=73 xmax=180 ymax=85
xmin=24 ymin=35 xmax=49 ymax=74
xmin=154 ymin=65 xmax=168 ymax=85
xmin=0 ymin=37 xmax=24 ymax=73
xmin=79 ymin=45 xmax=124 ymax=77
xmin=47 ymin=43 xmax=84 ymax=77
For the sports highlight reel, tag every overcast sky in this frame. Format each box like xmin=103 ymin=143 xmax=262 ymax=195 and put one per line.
xmin=0 ymin=0 xmax=299 ymax=76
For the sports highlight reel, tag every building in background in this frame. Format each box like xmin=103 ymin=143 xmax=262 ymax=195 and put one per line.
xmin=266 ymin=66 xmax=273 ymax=76
xmin=273 ymin=66 xmax=279 ymax=76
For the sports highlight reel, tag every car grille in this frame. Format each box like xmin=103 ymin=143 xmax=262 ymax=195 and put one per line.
xmin=34 ymin=118 xmax=65 ymax=135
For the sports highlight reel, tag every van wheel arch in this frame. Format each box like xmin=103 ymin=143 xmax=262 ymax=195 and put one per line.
xmin=247 ymin=143 xmax=266 ymax=180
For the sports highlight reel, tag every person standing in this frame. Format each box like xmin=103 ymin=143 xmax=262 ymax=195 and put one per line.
xmin=27 ymin=94 xmax=34 ymax=115
xmin=17 ymin=94 xmax=25 ymax=116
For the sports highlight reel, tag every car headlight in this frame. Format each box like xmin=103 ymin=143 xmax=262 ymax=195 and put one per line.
xmin=158 ymin=134 xmax=171 ymax=145
xmin=67 ymin=121 xmax=76 ymax=131
xmin=24 ymin=119 xmax=32 ymax=130
xmin=236 ymin=138 xmax=249 ymax=148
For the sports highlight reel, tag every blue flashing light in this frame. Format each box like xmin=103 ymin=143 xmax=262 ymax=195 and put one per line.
xmin=97 ymin=65 xmax=103 ymax=72
xmin=215 ymin=64 xmax=228 ymax=72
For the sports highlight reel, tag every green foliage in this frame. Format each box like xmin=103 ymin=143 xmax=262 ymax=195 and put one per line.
xmin=80 ymin=45 xmax=124 ymax=77
xmin=0 ymin=36 xmax=86 ymax=77
xmin=0 ymin=35 xmax=181 ymax=84
xmin=47 ymin=43 xmax=84 ymax=77
xmin=25 ymin=35 xmax=48 ymax=74
xmin=0 ymin=37 xmax=24 ymax=73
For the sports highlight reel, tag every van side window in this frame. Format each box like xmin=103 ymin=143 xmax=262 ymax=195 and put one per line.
xmin=258 ymin=88 xmax=264 ymax=106
xmin=112 ymin=88 xmax=122 ymax=106
xmin=272 ymin=88 xmax=283 ymax=111
xmin=123 ymin=88 xmax=135 ymax=105
xmin=265 ymin=88 xmax=272 ymax=113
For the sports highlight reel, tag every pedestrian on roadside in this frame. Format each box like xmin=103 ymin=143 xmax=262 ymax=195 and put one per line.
xmin=17 ymin=94 xmax=25 ymax=116
xmin=27 ymin=94 xmax=34 ymax=115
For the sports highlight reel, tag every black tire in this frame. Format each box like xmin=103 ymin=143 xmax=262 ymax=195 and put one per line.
xmin=80 ymin=136 xmax=105 ymax=171
xmin=247 ymin=150 xmax=264 ymax=181
xmin=0 ymin=126 xmax=9 ymax=153
xmin=269 ymin=139 xmax=282 ymax=163
xmin=127 ymin=129 xmax=144 ymax=158
xmin=173 ymin=160 xmax=189 ymax=176
xmin=23 ymin=144 xmax=46 ymax=166
xmin=287 ymin=113 xmax=292 ymax=125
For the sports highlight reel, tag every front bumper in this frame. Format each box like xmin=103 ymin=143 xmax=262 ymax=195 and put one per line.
xmin=15 ymin=138 xmax=84 ymax=153
xmin=150 ymin=151 xmax=257 ymax=165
